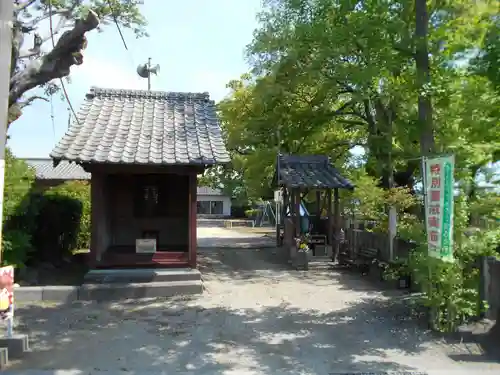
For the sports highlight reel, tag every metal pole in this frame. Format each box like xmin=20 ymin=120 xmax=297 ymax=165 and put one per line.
xmin=0 ymin=0 xmax=14 ymax=264
xmin=147 ymin=57 xmax=151 ymax=91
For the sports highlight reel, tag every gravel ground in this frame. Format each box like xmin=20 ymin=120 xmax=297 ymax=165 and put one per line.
xmin=4 ymin=228 xmax=500 ymax=374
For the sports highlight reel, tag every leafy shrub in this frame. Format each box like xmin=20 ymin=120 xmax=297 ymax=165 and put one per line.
xmin=2 ymin=149 xmax=36 ymax=267
xmin=407 ymin=196 xmax=500 ymax=332
xmin=244 ymin=209 xmax=261 ymax=219
xmin=2 ymin=151 xmax=91 ymax=268
xmin=2 ymin=230 xmax=32 ymax=268
xmin=32 ymin=181 xmax=90 ymax=263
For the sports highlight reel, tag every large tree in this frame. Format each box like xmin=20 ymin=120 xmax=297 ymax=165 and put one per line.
xmin=8 ymin=0 xmax=146 ymax=125
xmin=214 ymin=0 xmax=498 ymax=201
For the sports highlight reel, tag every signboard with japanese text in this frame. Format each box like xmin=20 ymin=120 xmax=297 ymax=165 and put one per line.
xmin=0 ymin=266 xmax=14 ymax=321
xmin=423 ymin=155 xmax=455 ymax=262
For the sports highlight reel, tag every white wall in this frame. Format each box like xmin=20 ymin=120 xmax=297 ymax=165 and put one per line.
xmin=197 ymin=194 xmax=232 ymax=216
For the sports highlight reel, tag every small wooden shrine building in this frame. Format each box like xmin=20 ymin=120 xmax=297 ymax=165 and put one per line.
xmin=50 ymin=87 xmax=230 ymax=268
xmin=275 ymin=154 xmax=354 ymax=259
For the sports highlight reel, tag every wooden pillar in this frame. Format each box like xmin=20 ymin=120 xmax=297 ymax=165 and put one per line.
xmin=327 ymin=189 xmax=333 ymax=246
xmin=333 ymin=188 xmax=340 ymax=259
xmin=313 ymin=190 xmax=321 ymax=230
xmin=188 ymin=173 xmax=197 ymax=268
xmin=89 ymin=174 xmax=98 ymax=268
xmin=275 ymin=188 xmax=282 ymax=246
xmin=89 ymin=172 xmax=108 ymax=267
xmin=294 ymin=189 xmax=301 ymax=236
xmin=282 ymin=188 xmax=288 ymax=219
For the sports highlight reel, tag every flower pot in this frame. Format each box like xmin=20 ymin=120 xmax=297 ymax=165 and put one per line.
xmin=295 ymin=249 xmax=310 ymax=270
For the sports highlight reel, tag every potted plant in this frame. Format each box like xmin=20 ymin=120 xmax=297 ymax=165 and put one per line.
xmin=384 ymin=259 xmax=412 ymax=289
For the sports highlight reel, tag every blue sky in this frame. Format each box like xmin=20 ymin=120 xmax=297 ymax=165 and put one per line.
xmin=9 ymin=0 xmax=262 ymax=157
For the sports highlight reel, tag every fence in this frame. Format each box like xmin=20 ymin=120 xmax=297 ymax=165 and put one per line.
xmin=344 ymin=228 xmax=416 ymax=263
xmin=344 ymin=231 xmax=500 ymax=321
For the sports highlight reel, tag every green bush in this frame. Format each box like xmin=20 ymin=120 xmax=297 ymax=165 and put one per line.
xmin=2 ymin=230 xmax=32 ymax=268
xmin=2 ymin=149 xmax=37 ymax=267
xmin=2 ymin=150 xmax=91 ymax=267
xmin=244 ymin=209 xmax=261 ymax=219
xmin=43 ymin=181 xmax=90 ymax=251
xmin=32 ymin=181 xmax=90 ymax=263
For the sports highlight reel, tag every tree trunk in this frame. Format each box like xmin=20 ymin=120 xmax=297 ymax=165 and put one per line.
xmin=9 ymin=10 xmax=99 ymax=110
xmin=415 ymin=0 xmax=435 ymax=156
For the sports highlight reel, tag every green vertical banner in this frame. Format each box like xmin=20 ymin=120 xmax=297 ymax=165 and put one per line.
xmin=423 ymin=155 xmax=455 ymax=262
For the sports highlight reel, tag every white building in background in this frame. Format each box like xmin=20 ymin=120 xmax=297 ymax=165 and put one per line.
xmin=196 ymin=186 xmax=232 ymax=217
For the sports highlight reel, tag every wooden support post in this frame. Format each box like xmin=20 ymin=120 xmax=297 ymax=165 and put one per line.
xmin=333 ymin=188 xmax=340 ymax=261
xmin=282 ymin=188 xmax=288 ymax=220
xmin=294 ymin=189 xmax=301 ymax=237
xmin=275 ymin=188 xmax=282 ymax=247
xmin=188 ymin=173 xmax=197 ymax=268
xmin=327 ymin=189 xmax=333 ymax=246
xmin=315 ymin=190 xmax=321 ymax=221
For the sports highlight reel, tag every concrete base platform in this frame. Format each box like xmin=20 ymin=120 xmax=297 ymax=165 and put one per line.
xmin=84 ymin=268 xmax=201 ymax=284
xmin=0 ymin=334 xmax=29 ymax=358
xmin=79 ymin=280 xmax=202 ymax=301
xmin=14 ymin=268 xmax=203 ymax=302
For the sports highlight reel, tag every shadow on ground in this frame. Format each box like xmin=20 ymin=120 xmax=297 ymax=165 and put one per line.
xmin=198 ymin=247 xmax=500 ymax=365
xmin=6 ymin=245 xmax=500 ymax=374
xmin=13 ymin=296 xmax=436 ymax=374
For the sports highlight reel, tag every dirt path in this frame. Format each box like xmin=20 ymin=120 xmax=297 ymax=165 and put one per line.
xmin=197 ymin=227 xmax=275 ymax=248
xmin=5 ymin=228 xmax=500 ymax=374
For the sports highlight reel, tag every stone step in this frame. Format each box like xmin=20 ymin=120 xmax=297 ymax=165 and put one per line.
xmin=79 ymin=280 xmax=202 ymax=301
xmin=0 ymin=334 xmax=30 ymax=366
xmin=84 ymin=268 xmax=201 ymax=284
xmin=0 ymin=347 xmax=7 ymax=369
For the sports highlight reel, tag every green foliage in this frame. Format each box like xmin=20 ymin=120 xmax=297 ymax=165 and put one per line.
xmin=402 ymin=195 xmax=499 ymax=332
xmin=42 ymin=181 xmax=91 ymax=252
xmin=244 ymin=209 xmax=261 ymax=219
xmin=2 ymin=230 xmax=32 ymax=269
xmin=32 ymin=181 xmax=91 ymax=263
xmin=2 ymin=150 xmax=91 ymax=268
xmin=2 ymin=149 xmax=37 ymax=267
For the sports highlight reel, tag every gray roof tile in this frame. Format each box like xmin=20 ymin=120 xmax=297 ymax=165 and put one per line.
xmin=50 ymin=87 xmax=230 ymax=166
xmin=277 ymin=154 xmax=354 ymax=189
xmin=22 ymin=158 xmax=90 ymax=180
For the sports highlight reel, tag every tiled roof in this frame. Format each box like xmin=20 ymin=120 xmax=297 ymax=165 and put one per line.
xmin=197 ymin=186 xmax=224 ymax=196
xmin=50 ymin=87 xmax=230 ymax=166
xmin=22 ymin=158 xmax=90 ymax=180
xmin=277 ymin=154 xmax=354 ymax=189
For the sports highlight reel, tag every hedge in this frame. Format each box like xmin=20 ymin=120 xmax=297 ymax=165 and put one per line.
xmin=2 ymin=150 xmax=91 ymax=268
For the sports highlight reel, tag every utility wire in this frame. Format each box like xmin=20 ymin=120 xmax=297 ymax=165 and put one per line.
xmin=50 ymin=94 xmax=56 ymax=141
xmin=47 ymin=0 xmax=80 ymax=125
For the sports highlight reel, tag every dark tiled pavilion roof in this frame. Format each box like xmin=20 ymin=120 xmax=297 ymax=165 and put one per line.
xmin=22 ymin=158 xmax=90 ymax=180
xmin=276 ymin=154 xmax=354 ymax=189
xmin=50 ymin=87 xmax=230 ymax=166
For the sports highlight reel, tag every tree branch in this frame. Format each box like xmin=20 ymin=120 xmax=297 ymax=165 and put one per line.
xmin=18 ymin=95 xmax=49 ymax=109
xmin=9 ymin=10 xmax=100 ymax=107
xmin=15 ymin=0 xmax=37 ymax=14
